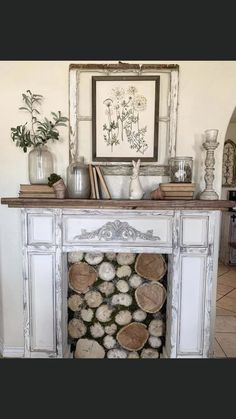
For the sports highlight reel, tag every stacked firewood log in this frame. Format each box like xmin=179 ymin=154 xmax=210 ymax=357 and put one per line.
xmin=67 ymin=252 xmax=167 ymax=359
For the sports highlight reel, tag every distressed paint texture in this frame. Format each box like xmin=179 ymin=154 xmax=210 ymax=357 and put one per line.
xmin=21 ymin=207 xmax=219 ymax=358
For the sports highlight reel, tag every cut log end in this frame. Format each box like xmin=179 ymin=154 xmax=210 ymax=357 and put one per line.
xmin=98 ymin=262 xmax=116 ymax=281
xmin=75 ymin=339 xmax=105 ymax=358
xmin=135 ymin=282 xmax=167 ymax=313
xmin=117 ymin=322 xmax=149 ymax=351
xmin=69 ymin=262 xmax=97 ymax=293
xmin=135 ymin=253 xmax=167 ymax=281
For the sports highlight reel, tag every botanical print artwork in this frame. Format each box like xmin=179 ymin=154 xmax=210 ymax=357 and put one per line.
xmin=103 ymin=86 xmax=148 ymax=155
xmin=93 ymin=77 xmax=159 ymax=161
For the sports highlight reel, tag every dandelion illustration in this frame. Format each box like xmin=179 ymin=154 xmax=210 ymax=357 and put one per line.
xmin=102 ymin=86 xmax=149 ymax=155
xmin=127 ymin=85 xmax=137 ymax=97
xmin=134 ymin=95 xmax=147 ymax=112
xmin=103 ymin=98 xmax=119 ymax=152
xmin=112 ymin=87 xmax=125 ymax=102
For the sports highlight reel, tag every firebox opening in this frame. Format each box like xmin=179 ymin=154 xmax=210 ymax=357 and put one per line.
xmin=67 ymin=252 xmax=168 ymax=359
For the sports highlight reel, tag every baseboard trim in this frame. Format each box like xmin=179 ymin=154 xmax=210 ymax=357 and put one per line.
xmin=0 ymin=338 xmax=4 ymax=357
xmin=1 ymin=344 xmax=24 ymax=358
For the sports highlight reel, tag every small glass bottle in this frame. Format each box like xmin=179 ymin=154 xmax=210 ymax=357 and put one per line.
xmin=67 ymin=156 xmax=91 ymax=198
xmin=169 ymin=156 xmax=193 ymax=183
xmin=28 ymin=145 xmax=53 ymax=184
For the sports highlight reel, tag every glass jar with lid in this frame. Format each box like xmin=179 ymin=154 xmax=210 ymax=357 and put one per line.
xmin=169 ymin=156 xmax=193 ymax=183
xmin=67 ymin=156 xmax=91 ymax=198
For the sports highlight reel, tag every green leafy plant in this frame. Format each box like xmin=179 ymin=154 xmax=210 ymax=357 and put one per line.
xmin=11 ymin=90 xmax=68 ymax=152
xmin=48 ymin=173 xmax=62 ymax=187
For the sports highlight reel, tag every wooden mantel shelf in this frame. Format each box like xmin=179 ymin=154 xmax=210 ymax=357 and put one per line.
xmin=1 ymin=197 xmax=235 ymax=210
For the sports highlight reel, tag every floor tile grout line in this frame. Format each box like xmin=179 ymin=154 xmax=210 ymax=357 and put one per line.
xmin=217 ymin=268 xmax=231 ymax=277
xmin=216 ymin=306 xmax=236 ymax=314
xmin=215 ymin=337 xmax=228 ymax=357
xmin=216 ymin=288 xmax=236 ymax=302
xmin=215 ymin=264 xmax=236 ymax=358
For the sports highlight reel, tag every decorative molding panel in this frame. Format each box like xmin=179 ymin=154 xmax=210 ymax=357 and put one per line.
xmin=74 ymin=219 xmax=161 ymax=241
xmin=63 ymin=213 xmax=173 ymax=246
xmin=180 ymin=216 xmax=209 ymax=247
xmin=27 ymin=214 xmax=54 ymax=245
xmin=177 ymin=255 xmax=206 ymax=355
xmin=1 ymin=345 xmax=24 ymax=358
xmin=28 ymin=253 xmax=56 ymax=353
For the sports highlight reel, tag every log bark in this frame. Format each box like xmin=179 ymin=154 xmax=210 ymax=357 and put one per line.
xmin=135 ymin=253 xmax=167 ymax=281
xmin=67 ymin=294 xmax=83 ymax=312
xmin=68 ymin=318 xmax=87 ymax=339
xmin=85 ymin=290 xmax=103 ymax=308
xmin=135 ymin=282 xmax=167 ymax=313
xmin=75 ymin=339 xmax=105 ymax=358
xmin=98 ymin=262 xmax=116 ymax=281
xmin=117 ymin=253 xmax=136 ymax=265
xmin=69 ymin=262 xmax=97 ymax=293
xmin=117 ymin=322 xmax=149 ymax=351
xmin=84 ymin=252 xmax=104 ymax=265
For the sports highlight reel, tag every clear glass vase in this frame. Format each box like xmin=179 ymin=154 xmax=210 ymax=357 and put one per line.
xmin=67 ymin=156 xmax=91 ymax=198
xmin=28 ymin=145 xmax=53 ymax=184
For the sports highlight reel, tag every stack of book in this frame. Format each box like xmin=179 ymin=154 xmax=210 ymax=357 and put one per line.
xmin=89 ymin=164 xmax=111 ymax=199
xmin=19 ymin=184 xmax=56 ymax=198
xmin=159 ymin=183 xmax=196 ymax=199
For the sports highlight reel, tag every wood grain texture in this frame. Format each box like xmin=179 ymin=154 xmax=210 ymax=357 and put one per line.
xmin=1 ymin=198 xmax=235 ymax=210
xmin=117 ymin=322 xmax=149 ymax=351
xmin=69 ymin=262 xmax=97 ymax=293
xmin=135 ymin=282 xmax=167 ymax=313
xmin=135 ymin=253 xmax=167 ymax=281
xmin=99 ymin=164 xmax=170 ymax=176
xmin=69 ymin=63 xmax=179 ymax=71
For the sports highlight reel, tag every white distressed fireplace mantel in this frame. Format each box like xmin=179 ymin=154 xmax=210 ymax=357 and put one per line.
xmin=2 ymin=198 xmax=233 ymax=358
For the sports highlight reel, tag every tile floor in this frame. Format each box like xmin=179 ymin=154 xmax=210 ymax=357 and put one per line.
xmin=214 ymin=263 xmax=236 ymax=358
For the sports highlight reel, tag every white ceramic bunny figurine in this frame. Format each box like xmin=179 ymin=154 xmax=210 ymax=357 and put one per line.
xmin=129 ymin=159 xmax=144 ymax=200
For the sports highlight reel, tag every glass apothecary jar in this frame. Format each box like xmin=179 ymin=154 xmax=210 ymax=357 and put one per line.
xmin=169 ymin=156 xmax=193 ymax=183
xmin=28 ymin=145 xmax=53 ymax=184
xmin=67 ymin=156 xmax=91 ymax=198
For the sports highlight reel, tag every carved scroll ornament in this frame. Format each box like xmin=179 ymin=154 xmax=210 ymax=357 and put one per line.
xmin=73 ymin=220 xmax=160 ymax=241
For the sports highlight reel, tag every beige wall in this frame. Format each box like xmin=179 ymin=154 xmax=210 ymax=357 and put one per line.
xmin=1 ymin=60 xmax=236 ymax=353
